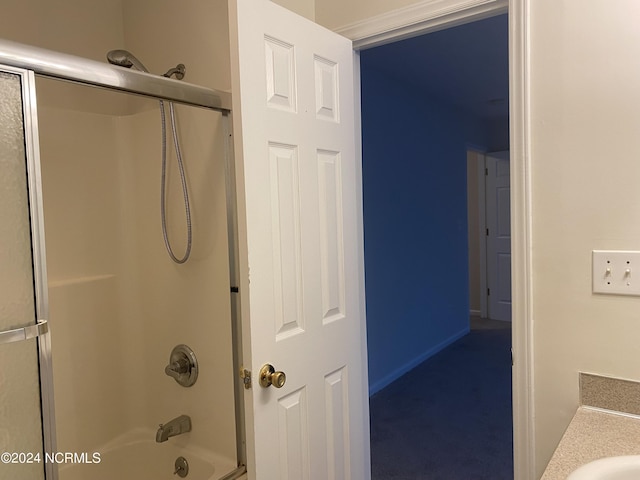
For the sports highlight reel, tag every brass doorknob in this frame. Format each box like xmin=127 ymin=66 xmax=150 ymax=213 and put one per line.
xmin=259 ymin=364 xmax=286 ymax=388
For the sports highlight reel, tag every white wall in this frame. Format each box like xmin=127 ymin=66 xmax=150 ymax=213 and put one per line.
xmin=272 ymin=0 xmax=315 ymax=20
xmin=122 ymin=0 xmax=231 ymax=91
xmin=1 ymin=0 xmax=125 ymax=61
xmin=530 ymin=1 xmax=640 ymax=475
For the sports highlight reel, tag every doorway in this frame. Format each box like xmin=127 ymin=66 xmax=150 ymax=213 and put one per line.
xmin=469 ymin=149 xmax=513 ymax=322
xmin=359 ymin=13 xmax=512 ymax=478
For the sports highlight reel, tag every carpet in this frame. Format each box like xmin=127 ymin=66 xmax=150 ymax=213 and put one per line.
xmin=369 ymin=325 xmax=513 ymax=479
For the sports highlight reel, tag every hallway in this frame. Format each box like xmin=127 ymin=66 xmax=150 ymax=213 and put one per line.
xmin=369 ymin=317 xmax=512 ymax=479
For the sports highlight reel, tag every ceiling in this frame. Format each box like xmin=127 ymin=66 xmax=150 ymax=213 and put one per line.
xmin=360 ymin=14 xmax=509 ymax=121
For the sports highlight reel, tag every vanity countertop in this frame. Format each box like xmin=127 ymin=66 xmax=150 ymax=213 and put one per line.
xmin=541 ymin=406 xmax=640 ymax=480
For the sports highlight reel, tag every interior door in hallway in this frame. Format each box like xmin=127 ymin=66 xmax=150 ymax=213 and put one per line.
xmin=486 ymin=151 xmax=511 ymax=322
xmin=229 ymin=0 xmax=370 ymax=478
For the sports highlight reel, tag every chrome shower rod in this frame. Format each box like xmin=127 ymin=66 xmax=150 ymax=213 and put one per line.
xmin=0 ymin=38 xmax=231 ymax=112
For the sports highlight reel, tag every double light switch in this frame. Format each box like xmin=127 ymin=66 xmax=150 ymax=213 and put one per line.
xmin=592 ymin=250 xmax=640 ymax=296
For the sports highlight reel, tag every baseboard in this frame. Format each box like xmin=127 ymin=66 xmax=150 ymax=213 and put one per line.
xmin=368 ymin=327 xmax=470 ymax=396
xmin=470 ymin=309 xmax=481 ymax=316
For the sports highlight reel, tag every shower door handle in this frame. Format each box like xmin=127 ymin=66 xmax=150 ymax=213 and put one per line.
xmin=0 ymin=320 xmax=48 ymax=346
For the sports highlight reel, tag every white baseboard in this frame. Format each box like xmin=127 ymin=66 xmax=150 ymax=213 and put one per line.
xmin=368 ymin=327 xmax=469 ymax=396
xmin=470 ymin=309 xmax=481 ymax=316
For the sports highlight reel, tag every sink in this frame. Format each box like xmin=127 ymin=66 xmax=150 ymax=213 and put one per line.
xmin=568 ymin=456 xmax=640 ymax=480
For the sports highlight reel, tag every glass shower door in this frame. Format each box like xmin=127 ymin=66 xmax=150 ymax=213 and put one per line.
xmin=0 ymin=67 xmax=53 ymax=480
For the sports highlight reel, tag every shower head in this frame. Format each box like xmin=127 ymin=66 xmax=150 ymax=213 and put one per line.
xmin=106 ymin=49 xmax=149 ymax=73
xmin=163 ymin=64 xmax=186 ymax=80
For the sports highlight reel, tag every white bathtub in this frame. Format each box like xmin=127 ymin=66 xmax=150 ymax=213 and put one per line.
xmin=58 ymin=428 xmax=238 ymax=480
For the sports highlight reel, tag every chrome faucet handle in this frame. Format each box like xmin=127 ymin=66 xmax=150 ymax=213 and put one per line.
xmin=164 ymin=345 xmax=198 ymax=387
xmin=165 ymin=358 xmax=189 ymax=379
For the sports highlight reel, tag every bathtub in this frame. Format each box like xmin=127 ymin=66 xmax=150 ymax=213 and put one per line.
xmin=58 ymin=428 xmax=239 ymax=480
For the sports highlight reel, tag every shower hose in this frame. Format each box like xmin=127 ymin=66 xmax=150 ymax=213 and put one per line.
xmin=159 ymin=100 xmax=192 ymax=264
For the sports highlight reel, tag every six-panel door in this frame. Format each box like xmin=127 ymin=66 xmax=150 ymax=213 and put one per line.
xmin=230 ymin=1 xmax=370 ymax=478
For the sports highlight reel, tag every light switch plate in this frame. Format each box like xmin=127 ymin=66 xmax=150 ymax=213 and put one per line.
xmin=592 ymin=250 xmax=640 ymax=296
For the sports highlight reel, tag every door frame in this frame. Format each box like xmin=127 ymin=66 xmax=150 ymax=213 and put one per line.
xmin=23 ymin=68 xmax=58 ymax=480
xmin=336 ymin=0 xmax=534 ymax=478
xmin=467 ymin=148 xmax=488 ymax=319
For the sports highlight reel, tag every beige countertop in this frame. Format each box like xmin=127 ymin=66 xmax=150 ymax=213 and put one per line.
xmin=541 ymin=407 xmax=640 ymax=480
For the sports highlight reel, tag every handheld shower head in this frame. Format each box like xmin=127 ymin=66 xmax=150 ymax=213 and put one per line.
xmin=106 ymin=49 xmax=149 ymax=73
xmin=163 ymin=64 xmax=186 ymax=80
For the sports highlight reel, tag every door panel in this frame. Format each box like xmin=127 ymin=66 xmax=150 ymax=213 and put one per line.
xmin=230 ymin=1 xmax=370 ymax=478
xmin=0 ymin=69 xmax=46 ymax=480
xmin=324 ymin=366 xmax=349 ymax=480
xmin=277 ymin=387 xmax=309 ymax=479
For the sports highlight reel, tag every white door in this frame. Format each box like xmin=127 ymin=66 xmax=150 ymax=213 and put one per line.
xmin=485 ymin=151 xmax=511 ymax=322
xmin=229 ymin=1 xmax=370 ymax=479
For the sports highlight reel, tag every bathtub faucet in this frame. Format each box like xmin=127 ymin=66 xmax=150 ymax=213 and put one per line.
xmin=156 ymin=414 xmax=191 ymax=443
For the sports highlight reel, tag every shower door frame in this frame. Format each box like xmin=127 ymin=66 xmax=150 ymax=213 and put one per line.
xmin=0 ymin=63 xmax=58 ymax=480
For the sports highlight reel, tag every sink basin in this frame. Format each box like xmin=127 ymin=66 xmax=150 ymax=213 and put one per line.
xmin=568 ymin=456 xmax=640 ymax=480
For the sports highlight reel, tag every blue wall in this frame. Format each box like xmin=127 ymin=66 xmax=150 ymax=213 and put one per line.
xmin=361 ymin=61 xmax=491 ymax=395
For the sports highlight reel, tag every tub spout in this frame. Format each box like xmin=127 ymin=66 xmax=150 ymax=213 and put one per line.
xmin=156 ymin=414 xmax=191 ymax=443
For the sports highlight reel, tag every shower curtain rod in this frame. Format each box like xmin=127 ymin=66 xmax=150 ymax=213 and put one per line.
xmin=0 ymin=39 xmax=231 ymax=112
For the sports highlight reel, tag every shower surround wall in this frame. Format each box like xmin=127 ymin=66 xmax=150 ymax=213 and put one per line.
xmin=1 ymin=0 xmax=237 ymax=474
xmin=39 ymin=102 xmax=130 ymax=452
xmin=39 ymin=85 xmax=237 ymax=473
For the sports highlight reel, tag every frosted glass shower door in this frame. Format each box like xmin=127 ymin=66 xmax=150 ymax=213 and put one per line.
xmin=0 ymin=68 xmax=51 ymax=480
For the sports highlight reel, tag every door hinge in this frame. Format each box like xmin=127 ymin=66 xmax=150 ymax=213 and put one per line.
xmin=485 ymin=167 xmax=489 ymax=176
xmin=486 ymin=228 xmax=489 ymax=236
xmin=511 ymin=348 xmax=514 ymax=366
xmin=240 ymin=368 xmax=252 ymax=389
xmin=487 ymin=288 xmax=491 ymax=296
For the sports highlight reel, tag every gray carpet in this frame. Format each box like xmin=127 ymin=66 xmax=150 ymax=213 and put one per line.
xmin=369 ymin=322 xmax=513 ymax=479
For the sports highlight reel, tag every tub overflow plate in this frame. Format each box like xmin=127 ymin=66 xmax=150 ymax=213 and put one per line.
xmin=174 ymin=456 xmax=189 ymax=477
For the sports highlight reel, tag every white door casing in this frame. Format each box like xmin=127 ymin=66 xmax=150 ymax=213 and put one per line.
xmin=469 ymin=150 xmax=489 ymax=319
xmin=485 ymin=151 xmax=511 ymax=322
xmin=229 ymin=1 xmax=370 ymax=478
xmin=331 ymin=1 xmax=535 ymax=478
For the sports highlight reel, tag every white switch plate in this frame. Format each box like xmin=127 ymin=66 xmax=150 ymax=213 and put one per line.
xmin=592 ymin=250 xmax=640 ymax=295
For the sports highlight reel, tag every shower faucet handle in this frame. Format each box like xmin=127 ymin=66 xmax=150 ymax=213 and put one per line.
xmin=165 ymin=358 xmax=189 ymax=379
xmin=164 ymin=344 xmax=198 ymax=387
